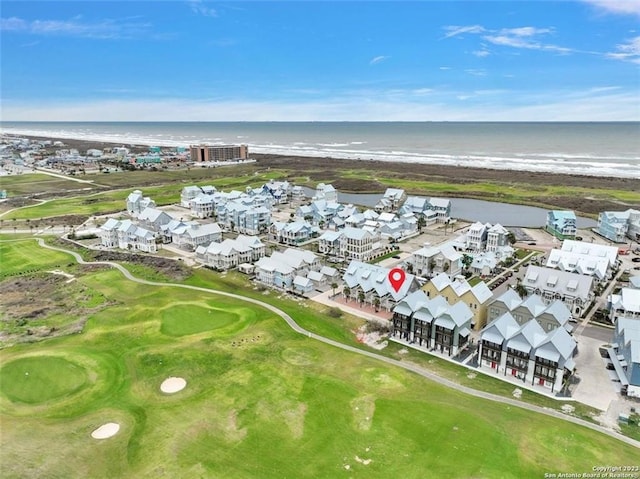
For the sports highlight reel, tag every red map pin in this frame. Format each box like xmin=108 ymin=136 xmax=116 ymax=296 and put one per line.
xmin=388 ymin=267 xmax=406 ymax=293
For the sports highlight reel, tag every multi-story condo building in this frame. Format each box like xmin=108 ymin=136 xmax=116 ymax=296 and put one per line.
xmin=190 ymin=144 xmax=248 ymax=162
xmin=195 ymin=235 xmax=265 ymax=271
xmin=391 ymin=290 xmax=473 ymax=356
xmin=610 ymin=318 xmax=640 ymax=397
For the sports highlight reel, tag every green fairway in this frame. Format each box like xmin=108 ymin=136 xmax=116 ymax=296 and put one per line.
xmin=0 ymin=239 xmax=71 ymax=277
xmin=159 ymin=302 xmax=248 ymax=337
xmin=0 ymin=356 xmax=88 ymax=404
xmin=0 ymin=241 xmax=638 ymax=478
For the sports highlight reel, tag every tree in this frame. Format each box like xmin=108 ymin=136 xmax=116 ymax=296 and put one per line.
xmin=343 ymin=286 xmax=351 ymax=301
xmin=417 ymin=215 xmax=426 ymax=232
xmin=507 ymin=231 xmax=516 ymax=245
xmin=428 ymin=260 xmax=436 ymax=274
xmin=373 ymin=297 xmax=381 ymax=312
xmin=443 ymin=262 xmax=450 ymax=273
xmin=461 ymin=253 xmax=473 ymax=271
xmin=357 ymin=290 xmax=366 ymax=306
xmin=406 ymin=262 xmax=414 ymax=274
xmin=514 ymin=281 xmax=528 ymax=299
xmin=330 ymin=282 xmax=338 ymax=298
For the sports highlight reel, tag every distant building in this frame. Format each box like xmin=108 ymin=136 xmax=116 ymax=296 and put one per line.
xmin=597 ymin=209 xmax=640 ymax=243
xmin=546 ymin=210 xmax=577 ymax=240
xmin=190 ymin=144 xmax=248 ymax=162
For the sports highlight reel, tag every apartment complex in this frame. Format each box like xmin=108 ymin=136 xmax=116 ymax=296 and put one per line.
xmin=190 ymin=144 xmax=248 ymax=162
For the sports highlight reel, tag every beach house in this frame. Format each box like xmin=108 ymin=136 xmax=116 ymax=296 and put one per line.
xmin=597 ymin=209 xmax=640 ymax=243
xmin=520 ymin=265 xmax=593 ymax=316
xmin=545 ymin=210 xmax=577 ymax=240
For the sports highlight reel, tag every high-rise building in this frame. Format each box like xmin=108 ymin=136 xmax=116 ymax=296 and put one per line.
xmin=189 ymin=144 xmax=248 ymax=162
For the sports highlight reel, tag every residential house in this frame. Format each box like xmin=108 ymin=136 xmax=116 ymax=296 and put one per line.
xmin=255 ymin=248 xmax=320 ymax=290
xmin=470 ymin=252 xmax=499 ymax=277
xmin=171 ymin=222 xmax=222 ymax=251
xmin=342 ymin=260 xmax=419 ymax=312
xmin=546 ymin=210 xmax=577 ymax=240
xmin=486 ymin=224 xmax=510 ymax=252
xmin=293 ymin=276 xmax=314 ymax=295
xmin=466 ymin=222 xmax=489 ymax=251
xmin=313 ymin=183 xmax=338 ymax=202
xmin=181 ymin=186 xmax=206 ymax=207
xmin=317 ymin=230 xmax=342 ymax=256
xmin=478 ymin=312 xmax=576 ymax=392
xmin=422 ymin=272 xmax=493 ymax=329
xmin=608 ymin=287 xmax=640 ymax=322
xmin=486 ymin=289 xmax=573 ymax=332
xmin=391 ymin=290 xmax=473 ymax=356
xmin=597 ymin=209 xmax=640 ymax=243
xmin=219 ymin=201 xmax=271 ymax=235
xmin=520 ymin=265 xmax=593 ymax=316
xmin=545 ymin=249 xmax=611 ymax=282
xmin=375 ymin=188 xmax=406 ymax=212
xmin=429 ymin=198 xmax=451 ymax=223
xmin=610 ymin=318 xmax=640 ymax=397
xmin=339 ymin=227 xmax=379 ymax=261
xmin=99 ymin=218 xmax=120 ymax=248
xmin=100 ymin=218 xmax=157 ymax=253
xmin=407 ymin=244 xmax=462 ymax=278
xmin=262 ymin=179 xmax=292 ymax=204
xmin=270 ymin=220 xmax=317 ymax=245
xmin=190 ymin=194 xmax=217 ymax=218
xmin=195 ymin=234 xmax=265 ymax=271
xmin=126 ymin=190 xmax=156 ymax=216
xmin=137 ymin=207 xmax=173 ymax=233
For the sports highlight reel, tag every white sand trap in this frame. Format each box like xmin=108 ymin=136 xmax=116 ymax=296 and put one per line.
xmin=91 ymin=422 xmax=120 ymax=439
xmin=160 ymin=377 xmax=187 ymax=394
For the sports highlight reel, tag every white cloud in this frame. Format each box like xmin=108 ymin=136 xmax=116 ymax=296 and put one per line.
xmin=606 ymin=35 xmax=640 ymax=63
xmin=187 ymin=0 xmax=218 ymax=18
xmin=581 ymin=0 xmax=640 ymax=17
xmin=472 ymin=49 xmax=490 ymax=57
xmin=442 ymin=25 xmax=485 ymax=39
xmin=2 ymin=89 xmax=639 ymax=121
xmin=369 ymin=55 xmax=390 ymax=65
xmin=465 ymin=69 xmax=487 ymax=76
xmin=0 ymin=16 xmax=151 ymax=39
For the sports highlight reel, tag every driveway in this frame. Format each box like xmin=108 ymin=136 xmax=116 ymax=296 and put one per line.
xmin=571 ymin=335 xmax=619 ymax=412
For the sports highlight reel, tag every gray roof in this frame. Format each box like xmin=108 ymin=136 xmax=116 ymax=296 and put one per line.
xmin=523 ymin=265 xmax=593 ymax=300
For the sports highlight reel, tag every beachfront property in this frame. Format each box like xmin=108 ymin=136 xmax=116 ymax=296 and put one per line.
xmin=545 ymin=210 xmax=577 ymax=240
xmin=342 ymin=260 xmax=419 ymax=312
xmin=100 ymin=218 xmax=157 ymax=253
xmin=189 ymin=144 xmax=248 ymax=162
xmin=597 ymin=209 xmax=640 ymax=243
xmin=270 ymin=220 xmax=318 ymax=245
xmin=486 ymin=289 xmax=573 ymax=332
xmin=520 ymin=265 xmax=594 ymax=316
xmin=406 ymin=243 xmax=462 ymax=278
xmin=545 ymin=240 xmax=619 ymax=282
xmin=126 ymin=190 xmax=156 ymax=216
xmin=391 ymin=290 xmax=473 ymax=356
xmin=195 ymin=234 xmax=266 ymax=271
xmin=478 ymin=311 xmax=576 ymax=392
xmin=608 ymin=287 xmax=640 ymax=322
xmin=610 ymin=318 xmax=640 ymax=397
xmin=422 ymin=272 xmax=493 ymax=330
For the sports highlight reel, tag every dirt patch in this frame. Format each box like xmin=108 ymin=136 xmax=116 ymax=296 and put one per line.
xmin=89 ymin=250 xmax=192 ymax=281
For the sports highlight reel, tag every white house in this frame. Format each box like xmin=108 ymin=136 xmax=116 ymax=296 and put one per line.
xmin=407 ymin=244 xmax=462 ymax=278
xmin=195 ymin=234 xmax=265 ymax=270
xmin=171 ymin=222 xmax=222 ymax=251
xmin=126 ymin=190 xmax=156 ymax=216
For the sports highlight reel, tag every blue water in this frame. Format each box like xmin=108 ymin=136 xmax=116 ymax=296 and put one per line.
xmin=1 ymin=121 xmax=639 ymax=178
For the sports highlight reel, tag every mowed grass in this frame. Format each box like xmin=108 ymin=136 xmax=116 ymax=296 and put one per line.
xmin=0 ymin=356 xmax=88 ymax=404
xmin=0 ymin=239 xmax=72 ymax=277
xmin=0 ymin=243 xmax=638 ymax=478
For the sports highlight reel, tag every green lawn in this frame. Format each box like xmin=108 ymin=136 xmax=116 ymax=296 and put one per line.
xmin=0 ymin=356 xmax=89 ymax=404
xmin=0 ymin=239 xmax=73 ymax=277
xmin=0 ymin=241 xmax=638 ymax=478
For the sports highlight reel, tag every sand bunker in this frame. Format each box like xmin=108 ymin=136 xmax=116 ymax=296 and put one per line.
xmin=91 ymin=422 xmax=120 ymax=439
xmin=160 ymin=377 xmax=187 ymax=394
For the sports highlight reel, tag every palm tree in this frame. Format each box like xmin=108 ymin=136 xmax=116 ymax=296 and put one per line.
xmin=373 ymin=297 xmax=381 ymax=312
xmin=330 ymin=282 xmax=338 ymax=298
xmin=357 ymin=290 xmax=365 ymax=306
xmin=461 ymin=253 xmax=473 ymax=272
xmin=343 ymin=286 xmax=351 ymax=301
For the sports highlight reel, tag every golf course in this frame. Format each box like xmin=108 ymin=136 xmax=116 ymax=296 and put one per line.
xmin=0 ymin=237 xmax=638 ymax=478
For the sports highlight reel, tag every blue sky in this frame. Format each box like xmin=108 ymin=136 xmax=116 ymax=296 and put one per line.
xmin=1 ymin=0 xmax=639 ymax=121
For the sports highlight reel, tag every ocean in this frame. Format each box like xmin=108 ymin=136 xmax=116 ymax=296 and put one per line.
xmin=1 ymin=121 xmax=638 ymax=179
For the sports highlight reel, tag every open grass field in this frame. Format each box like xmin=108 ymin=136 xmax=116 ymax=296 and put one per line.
xmin=0 ymin=240 xmax=638 ymax=478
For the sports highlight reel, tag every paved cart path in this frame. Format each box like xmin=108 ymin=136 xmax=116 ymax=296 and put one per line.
xmin=32 ymin=238 xmax=640 ymax=449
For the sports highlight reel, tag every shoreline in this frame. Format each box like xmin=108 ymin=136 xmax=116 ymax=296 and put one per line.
xmin=3 ymin=131 xmax=639 ymax=185
xmin=3 ymin=133 xmax=639 ymax=216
